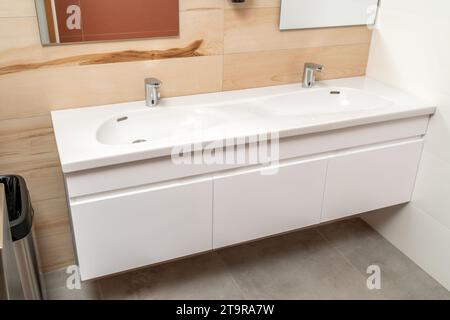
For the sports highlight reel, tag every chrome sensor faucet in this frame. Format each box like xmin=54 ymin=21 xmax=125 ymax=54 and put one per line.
xmin=145 ymin=78 xmax=162 ymax=107
xmin=302 ymin=63 xmax=323 ymax=88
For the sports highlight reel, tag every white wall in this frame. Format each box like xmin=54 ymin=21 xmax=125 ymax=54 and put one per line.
xmin=364 ymin=0 xmax=450 ymax=290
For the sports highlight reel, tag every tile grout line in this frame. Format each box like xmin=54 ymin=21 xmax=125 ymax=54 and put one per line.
xmin=314 ymin=227 xmax=377 ymax=285
xmin=96 ymin=280 xmax=105 ymax=300
xmin=314 ymin=227 xmax=388 ymax=299
xmin=214 ymin=251 xmax=251 ymax=300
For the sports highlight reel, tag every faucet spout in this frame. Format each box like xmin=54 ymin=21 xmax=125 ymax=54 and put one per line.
xmin=302 ymin=63 xmax=323 ymax=88
xmin=145 ymin=77 xmax=162 ymax=107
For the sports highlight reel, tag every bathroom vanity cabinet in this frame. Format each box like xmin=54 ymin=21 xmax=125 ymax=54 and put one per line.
xmin=52 ymin=77 xmax=435 ymax=280
xmin=65 ymin=116 xmax=427 ymax=280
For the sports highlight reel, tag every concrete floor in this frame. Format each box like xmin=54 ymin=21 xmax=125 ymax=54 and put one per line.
xmin=44 ymin=218 xmax=450 ymax=300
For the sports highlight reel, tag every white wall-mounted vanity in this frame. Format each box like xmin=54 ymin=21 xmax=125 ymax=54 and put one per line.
xmin=52 ymin=77 xmax=435 ymax=280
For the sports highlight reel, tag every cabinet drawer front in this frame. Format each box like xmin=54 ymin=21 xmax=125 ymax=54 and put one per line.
xmin=322 ymin=139 xmax=424 ymax=222
xmin=71 ymin=179 xmax=213 ymax=280
xmin=213 ymin=158 xmax=328 ymax=249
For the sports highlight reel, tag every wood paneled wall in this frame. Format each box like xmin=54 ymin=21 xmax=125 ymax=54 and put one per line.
xmin=0 ymin=0 xmax=372 ymax=272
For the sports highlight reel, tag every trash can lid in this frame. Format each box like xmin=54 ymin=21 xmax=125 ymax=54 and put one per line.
xmin=0 ymin=175 xmax=33 ymax=241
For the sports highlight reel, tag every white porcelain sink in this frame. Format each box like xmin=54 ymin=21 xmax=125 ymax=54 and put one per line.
xmin=97 ymin=108 xmax=225 ymax=145
xmin=256 ymin=87 xmax=394 ymax=117
xmin=51 ymin=77 xmax=435 ymax=173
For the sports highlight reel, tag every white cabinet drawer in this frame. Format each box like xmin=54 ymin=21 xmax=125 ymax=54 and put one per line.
xmin=70 ymin=178 xmax=213 ymax=280
xmin=322 ymin=139 xmax=424 ymax=222
xmin=213 ymin=158 xmax=328 ymax=249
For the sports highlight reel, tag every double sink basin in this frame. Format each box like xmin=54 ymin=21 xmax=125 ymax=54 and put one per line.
xmin=96 ymin=86 xmax=393 ymax=146
xmin=51 ymin=76 xmax=435 ymax=173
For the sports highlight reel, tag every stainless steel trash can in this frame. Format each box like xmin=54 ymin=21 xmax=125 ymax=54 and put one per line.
xmin=0 ymin=175 xmax=43 ymax=300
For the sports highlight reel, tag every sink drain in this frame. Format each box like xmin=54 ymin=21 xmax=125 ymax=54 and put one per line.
xmin=132 ymin=139 xmax=147 ymax=144
xmin=330 ymin=90 xmax=341 ymax=95
xmin=117 ymin=116 xmax=128 ymax=122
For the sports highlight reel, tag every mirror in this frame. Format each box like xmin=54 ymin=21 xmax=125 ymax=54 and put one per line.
xmin=279 ymin=0 xmax=379 ymax=30
xmin=35 ymin=0 xmax=179 ymax=45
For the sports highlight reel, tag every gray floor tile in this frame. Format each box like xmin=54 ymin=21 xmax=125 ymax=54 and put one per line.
xmin=44 ymin=269 xmax=68 ymax=290
xmin=217 ymin=228 xmax=383 ymax=300
xmin=98 ymin=252 xmax=245 ymax=300
xmin=46 ymin=281 xmax=101 ymax=300
xmin=317 ymin=218 xmax=420 ymax=276
xmin=317 ymin=218 xmax=450 ymax=300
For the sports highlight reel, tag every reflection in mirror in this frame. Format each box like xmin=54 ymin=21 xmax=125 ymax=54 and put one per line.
xmin=280 ymin=0 xmax=379 ymax=30
xmin=35 ymin=0 xmax=179 ymax=46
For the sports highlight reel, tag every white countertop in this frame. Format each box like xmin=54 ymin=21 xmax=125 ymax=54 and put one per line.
xmin=52 ymin=77 xmax=435 ymax=173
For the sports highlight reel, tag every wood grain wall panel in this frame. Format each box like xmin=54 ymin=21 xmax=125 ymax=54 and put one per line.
xmin=35 ymin=232 xmax=76 ymax=272
xmin=0 ymin=40 xmax=204 ymax=76
xmin=223 ymin=44 xmax=370 ymax=90
xmin=0 ymin=0 xmax=36 ymax=17
xmin=0 ymin=116 xmax=66 ymax=202
xmin=181 ymin=0 xmax=225 ymax=11
xmin=0 ymin=115 xmax=58 ymax=172
xmin=0 ymin=17 xmax=41 ymax=52
xmin=0 ymin=8 xmax=224 ymax=66
xmin=224 ymin=8 xmax=372 ymax=53
xmin=33 ymin=197 xmax=71 ymax=237
xmin=0 ymin=0 xmax=372 ymax=272
xmin=0 ymin=55 xmax=223 ymax=120
xmin=224 ymin=0 xmax=280 ymax=9
xmin=20 ymin=166 xmax=66 ymax=202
